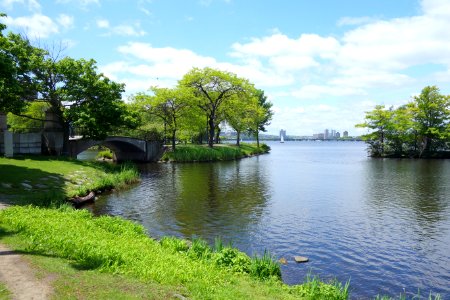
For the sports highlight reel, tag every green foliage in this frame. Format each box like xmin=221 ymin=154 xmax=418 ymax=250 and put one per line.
xmin=179 ymin=67 xmax=257 ymax=147
xmin=160 ymin=236 xmax=190 ymax=253
xmin=249 ymin=250 xmax=281 ymax=280
xmin=290 ymin=275 xmax=349 ymax=300
xmin=0 ymin=206 xmax=349 ymax=299
xmin=7 ymin=101 xmax=50 ymax=132
xmin=0 ymin=20 xmax=45 ymax=114
xmin=161 ymin=143 xmax=269 ymax=162
xmin=356 ymin=86 xmax=450 ymax=158
xmin=69 ymin=162 xmax=139 ymax=198
xmin=95 ymin=150 xmax=113 ymax=160
xmin=0 ymin=281 xmax=11 ymax=299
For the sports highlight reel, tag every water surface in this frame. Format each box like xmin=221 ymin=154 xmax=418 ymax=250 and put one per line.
xmin=91 ymin=141 xmax=450 ymax=298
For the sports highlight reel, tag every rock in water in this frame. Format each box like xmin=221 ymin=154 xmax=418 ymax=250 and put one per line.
xmin=279 ymin=257 xmax=288 ymax=265
xmin=294 ymin=256 xmax=309 ymax=263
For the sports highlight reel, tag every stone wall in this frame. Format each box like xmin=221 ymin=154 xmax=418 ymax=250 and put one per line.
xmin=13 ymin=133 xmax=42 ymax=154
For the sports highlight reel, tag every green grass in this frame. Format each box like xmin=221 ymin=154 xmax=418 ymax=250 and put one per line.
xmin=96 ymin=150 xmax=114 ymax=160
xmin=0 ymin=156 xmax=139 ymax=207
xmin=0 ymin=282 xmax=11 ymax=300
xmin=0 ymin=206 xmax=349 ymax=300
xmin=162 ymin=143 xmax=270 ymax=162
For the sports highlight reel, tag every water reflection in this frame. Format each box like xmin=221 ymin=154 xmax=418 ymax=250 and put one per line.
xmin=93 ymin=159 xmax=271 ymax=245
xmin=365 ymin=159 xmax=450 ymax=238
xmin=91 ymin=142 xmax=450 ymax=298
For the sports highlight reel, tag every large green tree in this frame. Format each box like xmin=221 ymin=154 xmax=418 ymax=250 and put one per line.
xmin=356 ymin=105 xmax=393 ymax=156
xmin=134 ymin=87 xmax=192 ymax=150
xmin=224 ymin=94 xmax=256 ymax=146
xmin=0 ymin=17 xmax=43 ymax=114
xmin=412 ymin=85 xmax=450 ymax=154
xmin=357 ymin=86 xmax=450 ymax=158
xmin=22 ymin=55 xmax=136 ymax=154
xmin=248 ymin=89 xmax=273 ymax=148
xmin=179 ymin=67 xmax=254 ymax=147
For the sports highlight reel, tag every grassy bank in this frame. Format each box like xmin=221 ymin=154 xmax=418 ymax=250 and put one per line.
xmin=0 ymin=156 xmax=139 ymax=207
xmin=0 ymin=206 xmax=349 ymax=300
xmin=162 ymin=143 xmax=270 ymax=162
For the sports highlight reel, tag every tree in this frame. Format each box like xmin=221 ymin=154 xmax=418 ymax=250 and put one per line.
xmin=248 ymin=89 xmax=273 ymax=148
xmin=134 ymin=87 xmax=191 ymax=150
xmin=26 ymin=55 xmax=137 ymax=154
xmin=224 ymin=94 xmax=256 ymax=146
xmin=0 ymin=17 xmax=43 ymax=114
xmin=180 ymin=67 xmax=254 ymax=147
xmin=356 ymin=105 xmax=393 ymax=156
xmin=386 ymin=104 xmax=416 ymax=156
xmin=7 ymin=101 xmax=50 ymax=132
xmin=412 ymin=86 xmax=450 ymax=155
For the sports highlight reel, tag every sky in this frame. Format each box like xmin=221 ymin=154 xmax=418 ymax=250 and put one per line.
xmin=1 ymin=0 xmax=450 ymax=136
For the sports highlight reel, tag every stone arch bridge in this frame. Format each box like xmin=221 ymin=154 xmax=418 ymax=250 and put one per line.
xmin=69 ymin=136 xmax=164 ymax=162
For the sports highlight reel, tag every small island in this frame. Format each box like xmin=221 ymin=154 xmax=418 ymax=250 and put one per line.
xmin=357 ymin=86 xmax=450 ymax=158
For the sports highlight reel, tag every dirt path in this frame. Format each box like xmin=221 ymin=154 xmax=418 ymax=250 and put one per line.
xmin=0 ymin=204 xmax=53 ymax=300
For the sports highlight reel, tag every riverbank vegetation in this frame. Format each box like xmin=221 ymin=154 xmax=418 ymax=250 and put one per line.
xmin=0 ymin=206 xmax=349 ymax=299
xmin=161 ymin=143 xmax=270 ymax=162
xmin=0 ymin=156 xmax=139 ymax=207
xmin=357 ymin=86 xmax=450 ymax=158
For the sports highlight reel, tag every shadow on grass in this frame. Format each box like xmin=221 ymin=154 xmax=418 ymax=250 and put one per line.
xmin=0 ymin=163 xmax=65 ymax=207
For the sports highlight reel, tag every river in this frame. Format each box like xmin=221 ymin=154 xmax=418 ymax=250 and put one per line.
xmin=86 ymin=141 xmax=450 ymax=298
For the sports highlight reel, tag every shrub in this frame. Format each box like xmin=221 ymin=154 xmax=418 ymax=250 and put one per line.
xmin=250 ymin=250 xmax=281 ymax=280
xmin=96 ymin=150 xmax=114 ymax=160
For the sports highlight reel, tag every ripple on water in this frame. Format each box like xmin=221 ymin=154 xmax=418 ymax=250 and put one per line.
xmin=93 ymin=142 xmax=450 ymax=298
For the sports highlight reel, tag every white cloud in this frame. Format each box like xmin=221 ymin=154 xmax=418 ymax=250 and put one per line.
xmin=57 ymin=14 xmax=74 ymax=29
xmin=99 ymin=0 xmax=450 ymax=135
xmin=111 ymin=24 xmax=146 ymax=37
xmin=96 ymin=18 xmax=109 ymax=28
xmin=0 ymin=0 xmax=40 ymax=11
xmin=98 ymin=22 xmax=146 ymax=37
xmin=3 ymin=14 xmax=58 ymax=38
xmin=291 ymin=84 xmax=367 ymax=99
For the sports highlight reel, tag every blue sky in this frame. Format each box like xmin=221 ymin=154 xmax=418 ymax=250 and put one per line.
xmin=2 ymin=0 xmax=450 ymax=136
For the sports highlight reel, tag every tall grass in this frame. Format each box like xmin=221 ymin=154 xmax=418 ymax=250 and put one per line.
xmin=96 ymin=150 xmax=114 ymax=160
xmin=0 ymin=206 xmax=349 ymax=299
xmin=162 ymin=143 xmax=270 ymax=162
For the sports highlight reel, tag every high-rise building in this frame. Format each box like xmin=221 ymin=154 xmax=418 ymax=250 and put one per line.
xmin=331 ymin=129 xmax=336 ymax=138
xmin=324 ymin=129 xmax=329 ymax=139
xmin=343 ymin=131 xmax=349 ymax=138
xmin=280 ymin=129 xmax=287 ymax=140
xmin=336 ymin=132 xmax=341 ymax=138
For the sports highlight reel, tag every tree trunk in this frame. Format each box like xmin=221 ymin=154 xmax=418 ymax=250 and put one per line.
xmin=236 ymin=131 xmax=240 ymax=146
xmin=208 ymin=117 xmax=215 ymax=148
xmin=164 ymin=121 xmax=167 ymax=145
xmin=172 ymin=129 xmax=176 ymax=151
xmin=215 ymin=125 xmax=220 ymax=144
xmin=256 ymin=130 xmax=260 ymax=148
xmin=61 ymin=122 xmax=70 ymax=156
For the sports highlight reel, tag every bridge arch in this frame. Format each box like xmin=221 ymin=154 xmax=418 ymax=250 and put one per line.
xmin=69 ymin=136 xmax=163 ymax=162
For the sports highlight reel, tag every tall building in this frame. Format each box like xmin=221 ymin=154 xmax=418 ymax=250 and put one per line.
xmin=324 ymin=129 xmax=329 ymax=139
xmin=336 ymin=132 xmax=341 ymax=138
xmin=331 ymin=129 xmax=336 ymax=139
xmin=280 ymin=129 xmax=287 ymax=140
xmin=343 ymin=131 xmax=349 ymax=138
